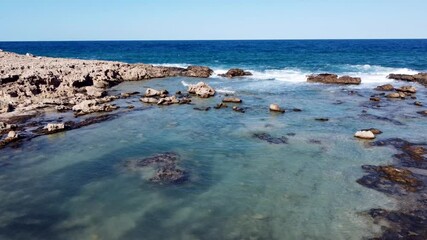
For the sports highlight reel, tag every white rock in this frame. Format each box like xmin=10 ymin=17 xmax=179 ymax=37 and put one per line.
xmin=46 ymin=123 xmax=65 ymax=132
xmin=6 ymin=131 xmax=19 ymax=140
xmin=354 ymin=130 xmax=375 ymax=139
xmin=187 ymin=82 xmax=215 ymax=98
xmin=269 ymin=103 xmax=284 ymax=113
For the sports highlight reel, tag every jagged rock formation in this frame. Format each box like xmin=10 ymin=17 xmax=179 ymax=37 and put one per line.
xmin=0 ymin=51 xmax=213 ymax=113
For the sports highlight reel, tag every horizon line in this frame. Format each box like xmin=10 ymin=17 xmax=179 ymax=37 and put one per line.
xmin=1 ymin=38 xmax=427 ymax=43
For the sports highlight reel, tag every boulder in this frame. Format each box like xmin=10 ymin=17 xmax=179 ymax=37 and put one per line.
xmin=6 ymin=131 xmax=19 ymax=140
xmin=218 ymin=68 xmax=252 ymax=78
xmin=86 ymin=86 xmax=107 ymax=98
xmin=395 ymin=85 xmax=416 ymax=93
xmin=188 ymin=82 xmax=215 ymax=98
xmin=386 ymin=92 xmax=403 ymax=98
xmin=269 ymin=104 xmax=285 ymax=113
xmin=144 ymin=88 xmax=168 ymax=97
xmin=157 ymin=96 xmax=179 ymax=105
xmin=375 ymin=84 xmax=394 ymax=91
xmin=140 ymin=97 xmax=158 ymax=104
xmin=354 ymin=130 xmax=376 ymax=139
xmin=222 ymin=97 xmax=242 ymax=103
xmin=46 ymin=123 xmax=65 ymax=132
xmin=307 ymin=73 xmax=361 ymax=85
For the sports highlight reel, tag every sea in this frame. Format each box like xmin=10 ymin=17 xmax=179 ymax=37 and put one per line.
xmin=0 ymin=40 xmax=426 ymax=240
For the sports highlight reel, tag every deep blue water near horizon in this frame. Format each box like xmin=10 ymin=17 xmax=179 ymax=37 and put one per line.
xmin=1 ymin=39 xmax=427 ymax=72
xmin=0 ymin=40 xmax=427 ymax=239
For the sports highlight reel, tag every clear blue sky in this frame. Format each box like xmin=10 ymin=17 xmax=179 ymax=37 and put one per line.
xmin=1 ymin=0 xmax=426 ymax=41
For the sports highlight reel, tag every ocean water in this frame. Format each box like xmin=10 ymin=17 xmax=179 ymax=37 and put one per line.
xmin=0 ymin=40 xmax=427 ymax=240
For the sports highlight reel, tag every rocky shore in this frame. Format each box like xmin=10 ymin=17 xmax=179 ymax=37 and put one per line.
xmin=1 ymin=50 xmax=427 ymax=239
xmin=0 ymin=51 xmax=212 ymax=114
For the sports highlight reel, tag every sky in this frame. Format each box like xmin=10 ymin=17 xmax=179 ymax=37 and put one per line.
xmin=1 ymin=0 xmax=426 ymax=41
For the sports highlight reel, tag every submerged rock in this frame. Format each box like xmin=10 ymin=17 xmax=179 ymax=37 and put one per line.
xmin=361 ymin=128 xmax=382 ymax=135
xmin=232 ymin=106 xmax=245 ymax=113
xmin=414 ymin=101 xmax=423 ymax=106
xmin=307 ymin=73 xmax=361 ymax=85
xmin=188 ymin=82 xmax=215 ymax=98
xmin=417 ymin=110 xmax=427 ymax=116
xmin=315 ymin=118 xmax=329 ymax=122
xmin=222 ymin=97 xmax=242 ymax=103
xmin=218 ymin=68 xmax=252 ymax=78
xmin=354 ymin=130 xmax=376 ymax=139
xmin=357 ymin=165 xmax=423 ymax=195
xmin=253 ymin=133 xmax=288 ymax=144
xmin=269 ymin=104 xmax=285 ymax=113
xmin=123 ymin=152 xmax=188 ymax=184
xmin=214 ymin=103 xmax=228 ymax=109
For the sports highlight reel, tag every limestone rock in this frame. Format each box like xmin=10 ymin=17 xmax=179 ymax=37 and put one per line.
xmin=218 ymin=68 xmax=252 ymax=78
xmin=6 ymin=131 xmax=19 ymax=140
xmin=307 ymin=74 xmax=361 ymax=85
xmin=388 ymin=73 xmax=427 ymax=86
xmin=46 ymin=123 xmax=65 ymax=132
xmin=222 ymin=97 xmax=242 ymax=103
xmin=386 ymin=92 xmax=404 ymax=98
xmin=269 ymin=104 xmax=285 ymax=113
xmin=188 ymin=82 xmax=215 ymax=98
xmin=144 ymin=88 xmax=168 ymax=97
xmin=354 ymin=130 xmax=376 ymax=139
xmin=395 ymin=85 xmax=416 ymax=94
xmin=375 ymin=84 xmax=394 ymax=91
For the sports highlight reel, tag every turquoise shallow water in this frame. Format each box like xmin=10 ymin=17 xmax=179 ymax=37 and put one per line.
xmin=1 ymin=76 xmax=426 ymax=239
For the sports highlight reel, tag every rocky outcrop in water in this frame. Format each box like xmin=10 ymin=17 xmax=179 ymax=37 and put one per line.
xmin=307 ymin=73 xmax=361 ymax=85
xmin=187 ymin=82 xmax=215 ymax=98
xmin=218 ymin=68 xmax=252 ymax=78
xmin=388 ymin=73 xmax=427 ymax=86
xmin=374 ymin=84 xmax=394 ymax=91
xmin=269 ymin=103 xmax=285 ymax=113
xmin=140 ymin=87 xmax=192 ymax=105
xmin=0 ymin=51 xmax=212 ymax=114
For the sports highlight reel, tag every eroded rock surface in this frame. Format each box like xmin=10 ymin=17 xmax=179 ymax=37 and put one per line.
xmin=307 ymin=73 xmax=361 ymax=85
xmin=0 ymin=51 xmax=212 ymax=114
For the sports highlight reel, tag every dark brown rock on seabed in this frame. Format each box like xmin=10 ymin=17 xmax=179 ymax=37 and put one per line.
xmin=357 ymin=138 xmax=427 ymax=239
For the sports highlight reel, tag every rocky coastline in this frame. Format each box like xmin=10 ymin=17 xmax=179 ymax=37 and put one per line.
xmin=1 ymin=50 xmax=427 ymax=239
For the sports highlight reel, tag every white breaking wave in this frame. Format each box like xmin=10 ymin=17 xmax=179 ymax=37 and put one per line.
xmin=153 ymin=63 xmax=190 ymax=68
xmin=214 ymin=65 xmax=420 ymax=85
xmin=339 ymin=64 xmax=419 ymax=84
xmin=181 ymin=80 xmax=190 ymax=87
xmin=163 ymin=63 xmax=420 ymax=86
xmin=216 ymin=88 xmax=236 ymax=94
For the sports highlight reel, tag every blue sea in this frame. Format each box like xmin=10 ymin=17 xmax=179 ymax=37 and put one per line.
xmin=0 ymin=40 xmax=426 ymax=240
